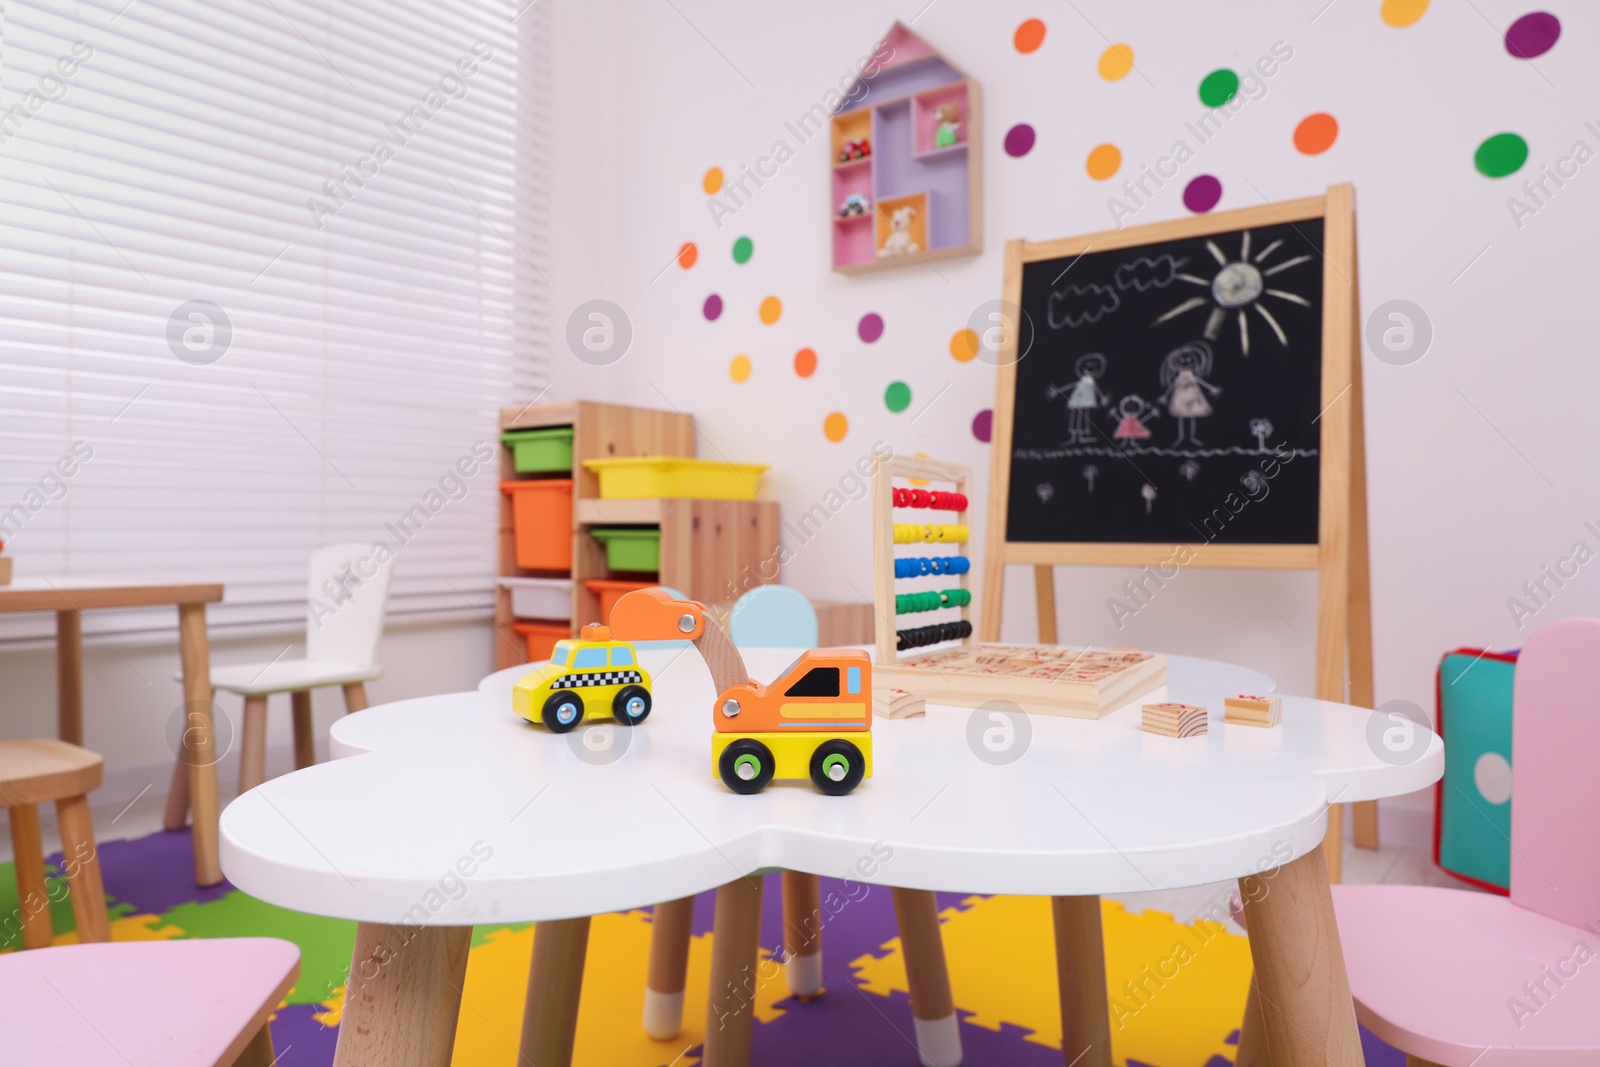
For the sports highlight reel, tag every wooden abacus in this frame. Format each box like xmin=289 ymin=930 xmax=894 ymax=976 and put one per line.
xmin=872 ymin=454 xmax=1167 ymax=718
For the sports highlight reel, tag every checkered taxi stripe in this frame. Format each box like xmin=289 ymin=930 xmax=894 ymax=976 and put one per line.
xmin=551 ymin=670 xmax=643 ymax=690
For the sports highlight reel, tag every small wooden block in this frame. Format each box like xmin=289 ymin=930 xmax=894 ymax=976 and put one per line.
xmin=873 ymin=688 xmax=925 ymax=719
xmin=1224 ymin=693 xmax=1282 ymax=728
xmin=1141 ymin=702 xmax=1208 ymax=738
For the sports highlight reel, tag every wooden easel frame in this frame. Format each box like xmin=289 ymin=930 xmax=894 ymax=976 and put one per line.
xmin=980 ymin=184 xmax=1375 ymax=876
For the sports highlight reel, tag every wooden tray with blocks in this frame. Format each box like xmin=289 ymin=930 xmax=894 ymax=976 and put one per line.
xmin=873 ymin=643 xmax=1167 ymax=719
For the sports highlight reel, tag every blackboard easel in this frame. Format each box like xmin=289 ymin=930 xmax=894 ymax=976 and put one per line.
xmin=979 ymin=185 xmax=1375 ymax=878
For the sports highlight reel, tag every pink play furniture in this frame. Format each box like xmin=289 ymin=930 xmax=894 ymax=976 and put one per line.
xmin=1332 ymin=617 xmax=1600 ymax=1065
xmin=0 ymin=938 xmax=300 ymax=1065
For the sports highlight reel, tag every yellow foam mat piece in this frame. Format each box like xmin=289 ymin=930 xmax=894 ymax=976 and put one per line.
xmin=851 ymin=896 xmax=1249 ymax=1067
xmin=314 ymin=910 xmax=792 ymax=1067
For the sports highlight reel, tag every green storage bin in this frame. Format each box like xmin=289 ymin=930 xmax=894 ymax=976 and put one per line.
xmin=501 ymin=427 xmax=574 ymax=474
xmin=590 ymin=527 xmax=661 ymax=572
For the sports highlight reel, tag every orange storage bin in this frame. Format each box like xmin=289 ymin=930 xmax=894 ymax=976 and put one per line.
xmin=512 ymin=621 xmax=570 ymax=662
xmin=501 ymin=479 xmax=573 ymax=571
xmin=584 ymin=579 xmax=657 ymax=626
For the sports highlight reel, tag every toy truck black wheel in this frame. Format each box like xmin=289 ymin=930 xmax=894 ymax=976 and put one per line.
xmin=541 ymin=691 xmax=584 ymax=733
xmin=613 ymin=685 xmax=652 ymax=725
xmin=809 ymin=739 xmax=866 ymax=796
xmin=718 ymin=738 xmax=775 ymax=795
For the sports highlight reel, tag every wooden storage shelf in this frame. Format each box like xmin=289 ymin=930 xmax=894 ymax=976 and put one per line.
xmin=496 ymin=400 xmax=781 ymax=671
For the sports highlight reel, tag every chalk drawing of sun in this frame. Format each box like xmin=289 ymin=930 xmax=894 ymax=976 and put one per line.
xmin=1152 ymin=231 xmax=1311 ymax=355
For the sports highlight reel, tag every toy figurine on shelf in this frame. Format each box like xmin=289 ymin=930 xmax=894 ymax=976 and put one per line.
xmin=934 ymin=103 xmax=961 ymax=148
xmin=511 ymin=623 xmax=653 ymax=732
xmin=837 ymin=138 xmax=872 ymax=163
xmin=878 ymin=204 xmax=920 ymax=259
xmin=610 ymin=588 xmax=873 ymax=796
xmin=837 ymin=193 xmax=869 ymax=218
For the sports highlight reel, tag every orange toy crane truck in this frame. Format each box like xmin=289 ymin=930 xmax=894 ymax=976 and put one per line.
xmin=609 ymin=587 xmax=873 ymax=795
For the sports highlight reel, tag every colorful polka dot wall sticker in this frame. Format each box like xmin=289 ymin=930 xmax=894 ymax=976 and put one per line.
xmin=858 ymin=312 xmax=884 ymax=343
xmin=732 ymin=236 xmax=753 ymax=264
xmin=1505 ymin=12 xmax=1560 ymax=58
xmin=1086 ymin=143 xmax=1122 ymax=181
xmin=1475 ymin=133 xmax=1529 ymax=178
xmin=972 ymin=409 xmax=993 ymax=443
xmin=1013 ymin=18 xmax=1046 ymax=54
xmin=1098 ymin=44 xmax=1135 ymax=81
xmin=729 ymin=354 xmax=751 ymax=383
xmin=1183 ymin=175 xmax=1223 ymax=213
xmin=823 ymin=412 xmax=848 ymax=443
xmin=949 ymin=328 xmax=979 ymax=363
xmin=702 ymin=167 xmax=723 ymax=194
xmin=677 ymin=242 xmax=698 ymax=269
xmin=1004 ymin=124 xmax=1036 ymax=158
xmin=703 ymin=293 xmax=723 ymax=321
xmin=1198 ymin=69 xmax=1239 ymax=108
xmin=884 ymin=381 xmax=912 ymax=413
xmin=908 ymin=452 xmax=930 ymax=486
xmin=759 ymin=296 xmax=782 ymax=325
xmin=1381 ymin=0 xmax=1430 ymax=28
xmin=794 ymin=348 xmax=817 ymax=378
xmin=1294 ymin=113 xmax=1339 ymax=155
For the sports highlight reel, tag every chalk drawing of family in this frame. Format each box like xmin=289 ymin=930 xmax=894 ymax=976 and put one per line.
xmin=1049 ymin=341 xmax=1221 ymax=448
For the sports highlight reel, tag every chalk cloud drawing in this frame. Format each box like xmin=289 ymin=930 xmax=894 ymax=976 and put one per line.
xmin=1151 ymin=230 xmax=1312 ymax=355
xmin=1047 ymin=283 xmax=1120 ymax=329
xmin=1114 ymin=254 xmax=1187 ymax=292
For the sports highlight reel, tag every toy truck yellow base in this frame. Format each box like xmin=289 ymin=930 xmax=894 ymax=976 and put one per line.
xmin=710 ymin=731 xmax=873 ymax=796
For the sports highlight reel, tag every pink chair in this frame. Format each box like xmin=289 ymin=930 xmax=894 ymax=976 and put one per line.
xmin=0 ymin=937 xmax=300 ymax=1065
xmin=1331 ymin=617 xmax=1600 ymax=1066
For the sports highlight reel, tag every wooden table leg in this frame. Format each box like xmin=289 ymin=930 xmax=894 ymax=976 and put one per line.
xmin=56 ymin=609 xmax=84 ymax=746
xmin=55 ymin=793 xmax=110 ymax=943
xmin=1034 ymin=564 xmax=1058 ymax=643
xmin=1405 ymin=1057 xmax=1445 ymax=1067
xmin=645 ymin=897 xmax=695 ymax=1039
xmin=893 ymin=888 xmax=961 ymax=1067
xmin=335 ymin=923 xmax=470 ymax=1067
xmin=1324 ymin=804 xmax=1344 ymax=884
xmin=1352 ymin=801 xmax=1379 ymax=851
xmin=177 ymin=602 xmax=223 ymax=886
xmin=239 ymin=696 xmax=269 ymax=795
xmin=782 ymin=871 xmax=823 ymax=999
xmin=1234 ymin=975 xmax=1267 ymax=1067
xmin=162 ymin=753 xmax=191 ymax=831
xmin=703 ymin=876 xmax=764 ymax=1067
xmin=291 ymin=690 xmax=317 ymax=769
xmin=343 ymin=682 xmax=370 ymax=713
xmin=1052 ymin=895 xmax=1112 ymax=1067
xmin=1239 ymin=843 xmax=1362 ymax=1067
xmin=8 ymin=804 xmax=54 ymax=949
xmin=521 ymin=916 xmax=590 ymax=1066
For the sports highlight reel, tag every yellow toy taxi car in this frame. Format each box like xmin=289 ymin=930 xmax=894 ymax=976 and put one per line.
xmin=512 ymin=623 xmax=653 ymax=733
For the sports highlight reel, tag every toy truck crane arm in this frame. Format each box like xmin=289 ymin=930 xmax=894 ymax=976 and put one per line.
xmin=609 ymin=587 xmax=753 ymax=699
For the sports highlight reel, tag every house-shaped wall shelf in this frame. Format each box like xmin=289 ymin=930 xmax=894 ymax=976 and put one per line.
xmin=831 ymin=22 xmax=982 ymax=274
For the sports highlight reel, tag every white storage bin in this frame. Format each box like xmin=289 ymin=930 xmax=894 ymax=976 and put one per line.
xmin=499 ymin=577 xmax=572 ymax=620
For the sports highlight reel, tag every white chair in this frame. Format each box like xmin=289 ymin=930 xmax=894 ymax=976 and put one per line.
xmin=176 ymin=543 xmax=394 ymax=798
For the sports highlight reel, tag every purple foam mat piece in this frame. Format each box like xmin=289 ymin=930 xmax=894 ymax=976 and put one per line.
xmin=48 ymin=829 xmax=234 ymax=915
xmin=261 ymin=1002 xmax=340 ymax=1064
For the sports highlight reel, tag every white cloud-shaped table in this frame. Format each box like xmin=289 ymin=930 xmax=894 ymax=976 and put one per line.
xmin=220 ymin=648 xmax=1439 ymax=1067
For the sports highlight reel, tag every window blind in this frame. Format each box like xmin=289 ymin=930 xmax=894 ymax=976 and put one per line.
xmin=0 ymin=0 xmax=548 ymax=641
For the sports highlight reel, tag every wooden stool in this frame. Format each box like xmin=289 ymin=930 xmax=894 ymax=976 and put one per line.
xmin=0 ymin=739 xmax=109 ymax=948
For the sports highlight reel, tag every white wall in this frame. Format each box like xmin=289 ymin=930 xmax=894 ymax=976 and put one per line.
xmin=543 ymin=0 xmax=1600 ymax=833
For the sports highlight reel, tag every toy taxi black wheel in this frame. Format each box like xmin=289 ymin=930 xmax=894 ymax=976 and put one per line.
xmin=541 ymin=691 xmax=584 ymax=733
xmin=809 ymin=739 xmax=866 ymax=796
xmin=613 ymin=685 xmax=652 ymax=726
xmin=718 ymin=738 xmax=775 ymax=795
